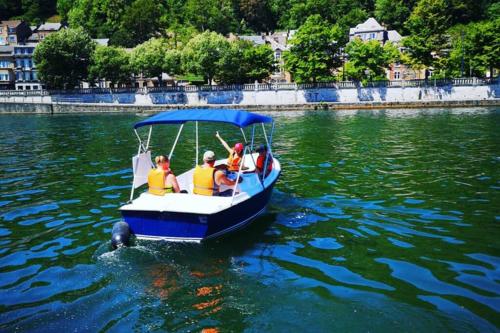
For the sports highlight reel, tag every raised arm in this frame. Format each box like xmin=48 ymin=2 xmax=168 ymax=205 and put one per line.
xmin=215 ymin=131 xmax=232 ymax=154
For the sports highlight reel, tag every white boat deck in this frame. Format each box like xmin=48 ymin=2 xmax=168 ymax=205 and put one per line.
xmin=120 ymin=154 xmax=280 ymax=215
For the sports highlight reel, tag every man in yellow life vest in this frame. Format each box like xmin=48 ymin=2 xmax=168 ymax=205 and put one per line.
xmin=215 ymin=131 xmax=248 ymax=172
xmin=148 ymin=155 xmax=180 ymax=195
xmin=193 ymin=151 xmax=242 ymax=197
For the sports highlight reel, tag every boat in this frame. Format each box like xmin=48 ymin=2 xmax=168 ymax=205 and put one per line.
xmin=118 ymin=108 xmax=281 ymax=243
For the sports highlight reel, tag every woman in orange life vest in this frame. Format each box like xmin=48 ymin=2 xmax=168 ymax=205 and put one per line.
xmin=193 ymin=150 xmax=242 ymax=197
xmin=148 ymin=155 xmax=180 ymax=195
xmin=215 ymin=131 xmax=248 ymax=172
xmin=255 ymin=144 xmax=273 ymax=177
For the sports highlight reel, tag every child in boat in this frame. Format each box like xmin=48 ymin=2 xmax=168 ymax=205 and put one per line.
xmin=148 ymin=155 xmax=180 ymax=195
xmin=255 ymin=144 xmax=273 ymax=178
xmin=215 ymin=131 xmax=249 ymax=172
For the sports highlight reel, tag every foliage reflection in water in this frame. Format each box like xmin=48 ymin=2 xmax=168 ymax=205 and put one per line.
xmin=0 ymin=108 xmax=499 ymax=332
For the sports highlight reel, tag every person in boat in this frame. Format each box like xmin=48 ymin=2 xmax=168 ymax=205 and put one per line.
xmin=255 ymin=144 xmax=273 ymax=178
xmin=215 ymin=131 xmax=248 ymax=172
xmin=148 ymin=155 xmax=180 ymax=195
xmin=193 ymin=150 xmax=242 ymax=197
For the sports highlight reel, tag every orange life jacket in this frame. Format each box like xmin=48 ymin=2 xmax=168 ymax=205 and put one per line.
xmin=148 ymin=168 xmax=169 ymax=195
xmin=227 ymin=152 xmax=241 ymax=172
xmin=257 ymin=154 xmax=273 ymax=176
xmin=193 ymin=165 xmax=218 ymax=196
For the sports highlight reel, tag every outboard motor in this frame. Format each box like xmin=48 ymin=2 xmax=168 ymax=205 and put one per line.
xmin=111 ymin=221 xmax=131 ymax=249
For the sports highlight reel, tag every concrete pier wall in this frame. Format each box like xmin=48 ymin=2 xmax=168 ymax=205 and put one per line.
xmin=0 ymin=83 xmax=498 ymax=114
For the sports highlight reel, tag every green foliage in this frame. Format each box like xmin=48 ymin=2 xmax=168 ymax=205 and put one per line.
xmin=238 ymin=0 xmax=276 ymax=32
xmin=33 ymin=28 xmax=95 ymax=89
xmin=67 ymin=0 xmax=132 ymax=39
xmin=217 ymin=40 xmax=276 ymax=84
xmin=111 ymin=0 xmax=164 ymax=47
xmin=283 ymin=15 xmax=343 ymax=83
xmin=344 ymin=39 xmax=400 ymax=83
xmin=403 ymin=0 xmax=451 ymax=69
xmin=184 ymin=0 xmax=239 ymax=34
xmin=375 ymin=0 xmax=411 ymax=33
xmin=130 ymin=38 xmax=176 ymax=83
xmin=446 ymin=19 xmax=500 ymax=77
xmin=88 ymin=45 xmax=131 ymax=86
xmin=0 ymin=0 xmax=22 ymax=20
xmin=182 ymin=31 xmax=231 ymax=84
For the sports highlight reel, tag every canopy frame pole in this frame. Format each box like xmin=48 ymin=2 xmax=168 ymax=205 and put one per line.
xmin=195 ymin=121 xmax=199 ymax=166
xmin=130 ymin=129 xmax=146 ymax=202
xmin=168 ymin=124 xmax=184 ymax=161
xmin=250 ymin=124 xmax=255 ymax=151
xmin=240 ymin=127 xmax=248 ymax=144
xmin=134 ymin=129 xmax=146 ymax=154
xmin=231 ymin=145 xmax=248 ymax=205
xmin=261 ymin=122 xmax=275 ymax=182
xmin=145 ymin=126 xmax=153 ymax=150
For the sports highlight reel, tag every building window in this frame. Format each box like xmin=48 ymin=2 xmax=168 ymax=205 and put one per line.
xmin=9 ymin=36 xmax=16 ymax=42
xmin=394 ymin=71 xmax=401 ymax=79
xmin=0 ymin=73 xmax=9 ymax=81
xmin=0 ymin=61 xmax=10 ymax=68
xmin=370 ymin=33 xmax=376 ymax=39
xmin=33 ymin=85 xmax=39 ymax=90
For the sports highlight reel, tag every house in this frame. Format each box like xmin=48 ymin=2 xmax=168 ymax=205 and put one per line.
xmin=0 ymin=45 xmax=14 ymax=89
xmin=29 ymin=22 xmax=66 ymax=43
xmin=236 ymin=30 xmax=296 ymax=83
xmin=349 ymin=18 xmax=424 ymax=80
xmin=13 ymin=43 xmax=42 ymax=90
xmin=0 ymin=20 xmax=32 ymax=45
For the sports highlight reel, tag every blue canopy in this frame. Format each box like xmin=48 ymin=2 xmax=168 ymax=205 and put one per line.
xmin=134 ymin=109 xmax=273 ymax=129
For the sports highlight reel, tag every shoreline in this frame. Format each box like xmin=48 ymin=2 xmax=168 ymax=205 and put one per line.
xmin=0 ymin=99 xmax=498 ymax=114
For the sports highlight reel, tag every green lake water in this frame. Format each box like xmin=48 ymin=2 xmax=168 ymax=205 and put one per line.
xmin=0 ymin=108 xmax=499 ymax=332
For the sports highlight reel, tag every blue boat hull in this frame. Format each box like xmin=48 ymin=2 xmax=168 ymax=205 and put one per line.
xmin=121 ymin=178 xmax=278 ymax=241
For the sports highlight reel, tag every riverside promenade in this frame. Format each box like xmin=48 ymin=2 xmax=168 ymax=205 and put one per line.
xmin=0 ymin=78 xmax=498 ymax=113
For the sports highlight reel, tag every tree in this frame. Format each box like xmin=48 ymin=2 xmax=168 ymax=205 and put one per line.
xmin=33 ymin=28 xmax=95 ymax=89
xmin=375 ymin=0 xmax=411 ymax=33
xmin=237 ymin=0 xmax=276 ymax=32
xmin=283 ymin=15 xmax=343 ymax=83
xmin=446 ymin=20 xmax=500 ymax=77
xmin=111 ymin=0 xmax=165 ymax=47
xmin=216 ymin=40 xmax=276 ymax=84
xmin=242 ymin=43 xmax=276 ymax=82
xmin=182 ymin=31 xmax=231 ymax=85
xmin=184 ymin=0 xmax=239 ymax=34
xmin=68 ymin=0 xmax=133 ymax=39
xmin=130 ymin=38 xmax=172 ymax=85
xmin=403 ymin=0 xmax=452 ymax=76
xmin=0 ymin=0 xmax=22 ymax=20
xmin=344 ymin=39 xmax=400 ymax=83
xmin=88 ymin=45 xmax=131 ymax=86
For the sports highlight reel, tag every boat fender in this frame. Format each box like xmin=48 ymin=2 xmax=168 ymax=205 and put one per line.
xmin=111 ymin=221 xmax=130 ymax=249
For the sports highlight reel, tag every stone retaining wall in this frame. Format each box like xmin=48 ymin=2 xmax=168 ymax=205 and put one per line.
xmin=0 ymin=84 xmax=498 ymax=114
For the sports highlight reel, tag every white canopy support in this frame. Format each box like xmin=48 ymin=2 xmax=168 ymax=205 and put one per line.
xmin=134 ymin=129 xmax=146 ymax=155
xmin=250 ymin=124 xmax=255 ymax=151
xmin=169 ymin=124 xmax=184 ymax=161
xmin=261 ymin=122 xmax=275 ymax=182
xmin=240 ymin=127 xmax=248 ymax=144
xmin=145 ymin=126 xmax=153 ymax=150
xmin=195 ymin=121 xmax=199 ymax=165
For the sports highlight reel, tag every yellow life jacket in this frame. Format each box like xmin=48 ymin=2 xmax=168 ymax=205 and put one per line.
xmin=193 ymin=165 xmax=217 ymax=196
xmin=227 ymin=152 xmax=241 ymax=172
xmin=148 ymin=168 xmax=168 ymax=196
